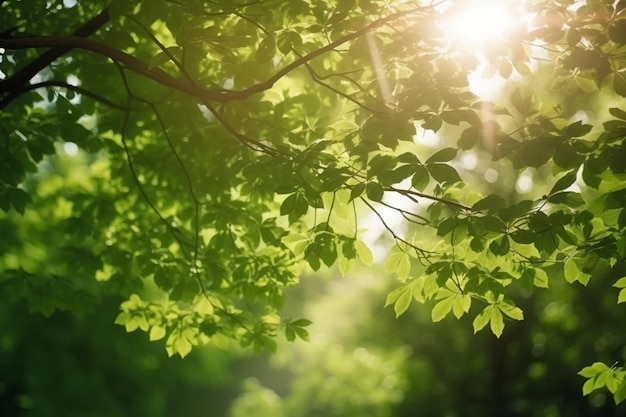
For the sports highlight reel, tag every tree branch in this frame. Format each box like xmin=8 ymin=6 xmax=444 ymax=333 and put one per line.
xmin=388 ymin=186 xmax=472 ymax=211
xmin=0 ymin=35 xmax=231 ymax=103
xmin=360 ymin=197 xmax=433 ymax=259
xmin=0 ymin=6 xmax=430 ymax=106
xmin=1 ymin=80 xmax=132 ymax=110
xmin=0 ymin=6 xmax=110 ymax=101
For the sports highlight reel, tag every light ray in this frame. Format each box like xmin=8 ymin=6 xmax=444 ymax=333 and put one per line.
xmin=366 ymin=33 xmax=393 ymax=105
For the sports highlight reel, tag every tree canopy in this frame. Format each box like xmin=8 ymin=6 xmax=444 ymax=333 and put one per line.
xmin=1 ymin=0 xmax=625 ymax=405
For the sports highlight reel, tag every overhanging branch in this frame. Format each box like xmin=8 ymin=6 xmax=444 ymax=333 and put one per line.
xmin=0 ymin=6 xmax=430 ymax=107
xmin=0 ymin=35 xmax=229 ymax=102
xmin=0 ymin=6 xmax=110 ymax=100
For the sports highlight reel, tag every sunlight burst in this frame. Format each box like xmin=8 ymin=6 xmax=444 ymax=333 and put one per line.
xmin=442 ymin=1 xmax=519 ymax=49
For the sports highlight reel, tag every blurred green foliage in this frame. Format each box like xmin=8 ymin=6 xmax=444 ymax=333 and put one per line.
xmin=1 ymin=0 xmax=626 ymax=412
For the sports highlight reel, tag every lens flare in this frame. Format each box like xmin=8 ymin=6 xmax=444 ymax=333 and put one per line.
xmin=443 ymin=1 xmax=518 ymax=47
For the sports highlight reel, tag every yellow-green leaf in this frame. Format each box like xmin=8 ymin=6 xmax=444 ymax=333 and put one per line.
xmin=355 ymin=239 xmax=373 ymax=266
xmin=432 ymin=296 xmax=455 ymax=322
xmin=394 ymin=285 xmax=413 ymax=318
xmin=564 ymin=258 xmax=579 ymax=283
xmin=534 ymin=268 xmax=549 ymax=288
xmin=498 ymin=302 xmax=524 ymax=321
xmin=490 ymin=308 xmax=504 ymax=338
xmin=114 ymin=312 xmax=130 ymax=326
xmin=452 ymin=294 xmax=471 ymax=319
xmin=385 ymin=252 xmax=411 ymax=280
xmin=149 ymin=325 xmax=166 ymax=341
xmin=281 ymin=233 xmax=309 ymax=256
xmin=473 ymin=306 xmax=492 ymax=334
xmin=175 ymin=335 xmax=192 ymax=358
xmin=614 ymin=277 xmax=626 ymax=288
xmin=582 ymin=378 xmax=596 ymax=396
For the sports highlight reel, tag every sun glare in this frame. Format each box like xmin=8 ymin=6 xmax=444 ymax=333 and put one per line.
xmin=435 ymin=0 xmax=524 ymax=98
xmin=441 ymin=0 xmax=519 ymax=50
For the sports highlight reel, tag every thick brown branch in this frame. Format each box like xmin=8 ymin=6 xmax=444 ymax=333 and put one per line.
xmin=0 ymin=7 xmax=110 ymax=97
xmin=1 ymin=6 xmax=428 ymax=106
xmin=0 ymin=35 xmax=232 ymax=102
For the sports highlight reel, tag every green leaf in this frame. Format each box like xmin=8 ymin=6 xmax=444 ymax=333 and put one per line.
xmin=366 ymin=182 xmax=384 ymax=202
xmin=256 ymin=36 xmax=276 ymax=62
xmin=398 ymin=152 xmax=419 ymax=164
xmin=549 ymin=171 xmax=577 ymax=195
xmin=579 ymin=362 xmax=610 ymax=378
xmin=615 ymin=380 xmax=626 ymax=404
xmin=281 ymin=233 xmax=309 ymax=256
xmin=458 ymin=126 xmax=480 ymax=150
xmin=293 ymin=327 xmax=310 ymax=342
xmin=350 ymin=183 xmax=365 ymax=201
xmin=427 ymin=163 xmax=461 ymax=184
xmin=547 ymin=192 xmax=585 ymax=207
xmin=609 ymin=107 xmax=626 ymax=120
xmin=563 ymin=120 xmax=592 ymax=138
xmin=385 ymin=285 xmax=406 ymax=307
xmin=489 ymin=307 xmax=504 ymax=338
xmin=431 ymin=295 xmax=455 ymax=322
xmin=437 ymin=217 xmax=458 ymax=236
xmin=114 ymin=312 xmax=130 ymax=326
xmin=613 ymin=277 xmax=626 ymax=288
xmin=391 ymin=284 xmax=414 ymax=318
xmin=411 ymin=166 xmax=430 ymax=191
xmin=426 ymin=147 xmax=458 ymax=164
xmin=582 ymin=378 xmax=596 ymax=396
xmin=498 ymin=302 xmax=523 ymax=320
xmin=291 ymin=318 xmax=312 ymax=327
xmin=472 ymin=306 xmax=492 ymax=334
xmin=564 ymin=258 xmax=580 ymax=284
xmin=534 ymin=269 xmax=549 ymax=288
xmin=452 ymin=294 xmax=471 ymax=319
xmin=421 ymin=115 xmax=442 ymax=132
xmin=385 ymin=251 xmax=411 ymax=280
xmin=528 ymin=211 xmax=550 ymax=233
xmin=615 ymin=73 xmax=626 ymax=97
xmin=149 ymin=325 xmax=166 ymax=341
xmin=355 ymin=239 xmax=373 ymax=266
xmin=489 ymin=236 xmax=510 ymax=256
xmin=498 ymin=200 xmax=533 ymax=222
xmin=6 ymin=187 xmax=31 ymax=214
xmin=280 ymin=193 xmax=297 ymax=215
xmin=367 ymin=155 xmax=396 ymax=178
xmin=472 ymin=194 xmax=505 ymax=212
xmin=175 ymin=335 xmax=192 ymax=358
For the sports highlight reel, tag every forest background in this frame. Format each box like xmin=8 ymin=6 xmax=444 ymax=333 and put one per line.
xmin=1 ymin=0 xmax=626 ymax=415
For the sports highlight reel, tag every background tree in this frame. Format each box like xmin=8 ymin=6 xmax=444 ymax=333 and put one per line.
xmin=1 ymin=0 xmax=625 ymax=407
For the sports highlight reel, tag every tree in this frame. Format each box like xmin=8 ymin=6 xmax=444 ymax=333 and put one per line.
xmin=1 ymin=0 xmax=625 ymax=404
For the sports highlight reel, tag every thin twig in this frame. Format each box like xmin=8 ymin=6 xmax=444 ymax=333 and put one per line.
xmin=388 ymin=186 xmax=472 ymax=211
xmin=4 ymin=80 xmax=133 ymax=111
xmin=303 ymin=61 xmax=388 ymax=114
xmin=151 ymin=104 xmax=206 ymax=296
xmin=116 ymin=63 xmax=193 ymax=251
xmin=360 ymin=197 xmax=432 ymax=259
